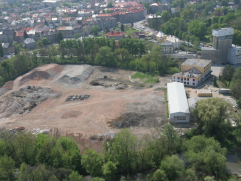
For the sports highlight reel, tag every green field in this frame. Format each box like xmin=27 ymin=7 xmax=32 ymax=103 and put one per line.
xmin=124 ymin=25 xmax=140 ymax=36
xmin=131 ymin=71 xmax=159 ymax=83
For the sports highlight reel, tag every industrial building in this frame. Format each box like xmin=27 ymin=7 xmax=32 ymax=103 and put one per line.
xmin=172 ymin=59 xmax=212 ymax=87
xmin=167 ymin=82 xmax=190 ymax=123
xmin=201 ymin=28 xmax=234 ymax=64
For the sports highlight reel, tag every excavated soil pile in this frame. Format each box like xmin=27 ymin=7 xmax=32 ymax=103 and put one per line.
xmin=56 ymin=65 xmax=94 ymax=86
xmin=61 ymin=111 xmax=82 ymax=119
xmin=20 ymin=64 xmax=64 ymax=83
xmin=0 ymin=81 xmax=14 ymax=96
xmin=0 ymin=86 xmax=60 ymax=118
xmin=109 ymin=112 xmax=161 ymax=128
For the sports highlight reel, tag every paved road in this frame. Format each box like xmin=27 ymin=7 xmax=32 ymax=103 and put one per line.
xmin=211 ymin=64 xmax=241 ymax=77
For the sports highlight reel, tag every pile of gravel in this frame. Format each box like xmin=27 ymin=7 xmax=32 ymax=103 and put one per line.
xmin=56 ymin=65 xmax=94 ymax=86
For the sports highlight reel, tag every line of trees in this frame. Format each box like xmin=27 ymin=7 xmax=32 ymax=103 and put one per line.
xmin=0 ymin=38 xmax=179 ymax=87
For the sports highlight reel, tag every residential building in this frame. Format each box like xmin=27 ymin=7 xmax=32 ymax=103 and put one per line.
xmin=42 ymin=0 xmax=60 ymax=7
xmin=228 ymin=45 xmax=241 ymax=64
xmin=2 ymin=43 xmax=15 ymax=55
xmin=145 ymin=14 xmax=161 ymax=28
xmin=172 ymin=70 xmax=201 ymax=87
xmin=154 ymin=31 xmax=166 ymax=42
xmin=165 ymin=35 xmax=182 ymax=49
xmin=181 ymin=59 xmax=212 ymax=78
xmin=167 ymin=82 xmax=190 ymax=123
xmin=0 ymin=29 xmax=15 ymax=43
xmin=106 ymin=31 xmax=125 ymax=40
xmin=2 ymin=0 xmax=17 ymax=4
xmin=172 ymin=59 xmax=212 ymax=87
xmin=57 ymin=26 xmax=74 ymax=38
xmin=131 ymin=32 xmax=146 ymax=39
xmin=161 ymin=42 xmax=173 ymax=54
xmin=150 ymin=3 xmax=162 ymax=14
xmin=24 ymin=38 xmax=36 ymax=49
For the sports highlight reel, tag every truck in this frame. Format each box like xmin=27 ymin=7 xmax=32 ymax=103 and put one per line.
xmin=219 ymin=89 xmax=230 ymax=94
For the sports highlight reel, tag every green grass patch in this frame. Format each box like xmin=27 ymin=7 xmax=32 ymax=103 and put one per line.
xmin=124 ymin=25 xmax=140 ymax=36
xmin=164 ymin=90 xmax=169 ymax=118
xmin=131 ymin=71 xmax=159 ymax=83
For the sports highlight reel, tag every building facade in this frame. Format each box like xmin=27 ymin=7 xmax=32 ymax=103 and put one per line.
xmin=172 ymin=59 xmax=212 ymax=87
xmin=228 ymin=45 xmax=241 ymax=64
xmin=24 ymin=38 xmax=36 ymax=49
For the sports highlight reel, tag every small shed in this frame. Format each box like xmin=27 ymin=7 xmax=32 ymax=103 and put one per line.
xmin=197 ymin=89 xmax=212 ymax=97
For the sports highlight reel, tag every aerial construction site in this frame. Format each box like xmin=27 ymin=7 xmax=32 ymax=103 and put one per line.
xmin=0 ymin=64 xmax=169 ymax=151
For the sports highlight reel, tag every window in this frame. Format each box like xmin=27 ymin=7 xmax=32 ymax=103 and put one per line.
xmin=178 ymin=77 xmax=180 ymax=79
xmin=193 ymin=79 xmax=195 ymax=81
xmin=193 ymin=83 xmax=195 ymax=85
xmin=174 ymin=116 xmax=186 ymax=120
xmin=184 ymin=78 xmax=186 ymax=80
xmin=187 ymin=82 xmax=189 ymax=85
xmin=184 ymin=82 xmax=186 ymax=84
xmin=187 ymin=78 xmax=189 ymax=81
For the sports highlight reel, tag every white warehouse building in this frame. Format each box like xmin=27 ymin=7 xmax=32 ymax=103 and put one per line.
xmin=167 ymin=82 xmax=190 ymax=122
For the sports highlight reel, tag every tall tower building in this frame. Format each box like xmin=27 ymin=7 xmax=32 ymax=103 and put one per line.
xmin=200 ymin=28 xmax=234 ymax=64
xmin=212 ymin=28 xmax=234 ymax=64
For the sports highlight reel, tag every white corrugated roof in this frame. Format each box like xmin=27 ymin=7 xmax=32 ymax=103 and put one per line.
xmin=167 ymin=82 xmax=189 ymax=114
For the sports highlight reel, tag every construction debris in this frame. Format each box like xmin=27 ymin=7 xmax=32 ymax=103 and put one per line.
xmin=0 ymin=86 xmax=60 ymax=118
xmin=65 ymin=95 xmax=90 ymax=102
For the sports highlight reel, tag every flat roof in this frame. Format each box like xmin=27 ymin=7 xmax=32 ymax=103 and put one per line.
xmin=182 ymin=59 xmax=211 ymax=67
xmin=167 ymin=82 xmax=189 ymax=114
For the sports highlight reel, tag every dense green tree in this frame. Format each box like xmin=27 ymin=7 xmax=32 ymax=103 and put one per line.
xmin=152 ymin=169 xmax=168 ymax=181
xmin=121 ymin=24 xmax=124 ymax=32
xmin=162 ymin=11 xmax=171 ymax=23
xmin=188 ymin=20 xmax=207 ymax=39
xmin=194 ymin=98 xmax=233 ymax=141
xmin=56 ymin=31 xmax=63 ymax=43
xmin=42 ymin=38 xmax=50 ymax=45
xmin=24 ymin=30 xmax=28 ymax=39
xmin=68 ymin=171 xmax=83 ymax=181
xmin=15 ymin=131 xmax=36 ymax=166
xmin=107 ymin=2 xmax=113 ymax=8
xmin=81 ymin=148 xmax=103 ymax=176
xmin=0 ymin=155 xmax=15 ymax=181
xmin=221 ymin=65 xmax=235 ymax=83
xmin=0 ymin=41 xmax=4 ymax=57
xmin=160 ymin=155 xmax=184 ymax=180
xmin=162 ymin=124 xmax=180 ymax=154
xmin=91 ymin=25 xmax=99 ymax=36
xmin=212 ymin=16 xmax=219 ymax=24
xmin=184 ymin=135 xmax=227 ymax=178
xmin=102 ymin=161 xmax=117 ymax=180
xmin=103 ymin=129 xmax=138 ymax=173
xmin=95 ymin=46 xmax=116 ymax=66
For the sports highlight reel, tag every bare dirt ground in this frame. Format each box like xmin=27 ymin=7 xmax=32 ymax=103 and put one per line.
xmin=0 ymin=64 xmax=167 ymax=151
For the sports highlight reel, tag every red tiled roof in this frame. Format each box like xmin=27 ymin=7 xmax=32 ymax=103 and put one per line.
xmin=24 ymin=27 xmax=34 ymax=32
xmin=106 ymin=31 xmax=125 ymax=36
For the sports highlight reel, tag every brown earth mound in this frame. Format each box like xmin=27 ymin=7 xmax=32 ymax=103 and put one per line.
xmin=61 ymin=111 xmax=82 ymax=119
xmin=20 ymin=64 xmax=64 ymax=84
xmin=1 ymin=81 xmax=14 ymax=90
xmin=21 ymin=71 xmax=52 ymax=81
xmin=0 ymin=81 xmax=14 ymax=96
